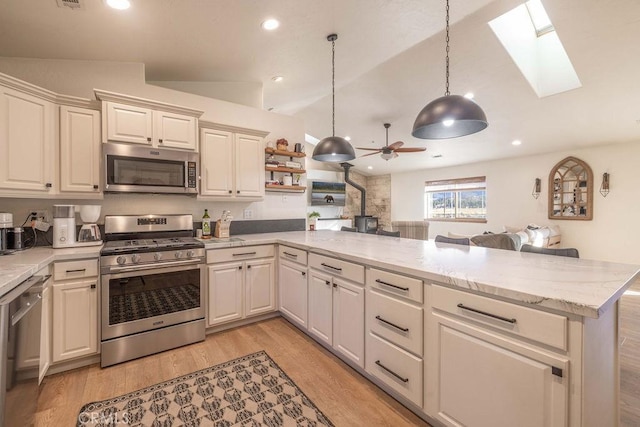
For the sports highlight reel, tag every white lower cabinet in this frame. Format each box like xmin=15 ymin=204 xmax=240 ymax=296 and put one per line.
xmin=52 ymin=278 xmax=99 ymax=362
xmin=207 ymin=247 xmax=275 ymax=327
xmin=426 ymin=284 xmax=569 ymax=427
xmin=278 ymin=260 xmax=308 ymax=328
xmin=308 ymin=254 xmax=365 ymax=369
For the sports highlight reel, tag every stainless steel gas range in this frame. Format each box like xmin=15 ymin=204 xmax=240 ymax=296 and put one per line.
xmin=100 ymin=214 xmax=205 ymax=367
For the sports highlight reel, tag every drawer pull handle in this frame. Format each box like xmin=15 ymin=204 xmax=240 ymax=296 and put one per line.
xmin=283 ymin=251 xmax=298 ymax=258
xmin=301 ymin=272 xmax=306 ymax=277
xmin=233 ymin=252 xmax=257 ymax=257
xmin=552 ymin=366 xmax=563 ymax=378
xmin=90 ymin=284 xmax=96 ymax=289
xmin=375 ymin=279 xmax=409 ymax=291
xmin=321 ymin=263 xmax=342 ymax=272
xmin=375 ymin=360 xmax=409 ymax=383
xmin=457 ymin=303 xmax=517 ymax=324
xmin=66 ymin=268 xmax=86 ymax=273
xmin=325 ymin=280 xmax=331 ymax=286
xmin=375 ymin=315 xmax=409 ymax=332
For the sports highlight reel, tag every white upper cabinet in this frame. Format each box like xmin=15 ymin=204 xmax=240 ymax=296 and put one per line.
xmin=154 ymin=110 xmax=197 ymax=150
xmin=60 ymin=106 xmax=101 ymax=193
xmin=96 ymin=90 xmax=203 ymax=151
xmin=199 ymin=123 xmax=268 ymax=200
xmin=0 ymin=86 xmax=55 ymax=193
xmin=104 ymin=102 xmax=153 ymax=145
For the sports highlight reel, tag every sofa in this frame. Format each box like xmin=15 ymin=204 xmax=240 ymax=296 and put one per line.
xmin=448 ymin=224 xmax=561 ymax=251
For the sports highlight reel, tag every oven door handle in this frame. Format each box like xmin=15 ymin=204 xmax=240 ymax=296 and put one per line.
xmin=10 ymin=274 xmax=50 ymax=326
xmin=107 ymin=259 xmax=203 ymax=273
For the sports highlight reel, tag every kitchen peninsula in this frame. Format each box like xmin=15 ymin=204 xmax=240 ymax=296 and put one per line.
xmin=0 ymin=230 xmax=637 ymax=427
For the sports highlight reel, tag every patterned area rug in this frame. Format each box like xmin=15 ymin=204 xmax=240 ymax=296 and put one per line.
xmin=78 ymin=351 xmax=334 ymax=427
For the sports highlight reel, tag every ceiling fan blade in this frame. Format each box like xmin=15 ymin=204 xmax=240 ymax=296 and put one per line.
xmin=360 ymin=151 xmax=381 ymax=157
xmin=356 ymin=147 xmax=383 ymax=151
xmin=387 ymin=141 xmax=404 ymax=150
xmin=393 ymin=147 xmax=427 ymax=153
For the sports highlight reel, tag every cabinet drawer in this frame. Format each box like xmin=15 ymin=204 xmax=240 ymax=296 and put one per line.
xmin=367 ymin=290 xmax=423 ymax=356
xmin=279 ymin=245 xmax=307 ymax=266
xmin=431 ymin=285 xmax=568 ymax=351
xmin=309 ymin=253 xmax=364 ymax=284
xmin=53 ymin=259 xmax=98 ymax=280
xmin=367 ymin=268 xmax=423 ymax=303
xmin=366 ymin=332 xmax=422 ymax=407
xmin=207 ymin=245 xmax=275 ymax=264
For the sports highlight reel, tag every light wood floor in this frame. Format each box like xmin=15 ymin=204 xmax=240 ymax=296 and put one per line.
xmin=620 ymin=279 xmax=640 ymax=427
xmin=34 ymin=317 xmax=430 ymax=426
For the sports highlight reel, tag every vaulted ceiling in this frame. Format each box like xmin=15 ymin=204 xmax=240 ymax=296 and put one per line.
xmin=1 ymin=0 xmax=638 ymax=175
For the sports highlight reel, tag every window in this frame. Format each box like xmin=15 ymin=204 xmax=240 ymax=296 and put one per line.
xmin=425 ymin=176 xmax=487 ymax=222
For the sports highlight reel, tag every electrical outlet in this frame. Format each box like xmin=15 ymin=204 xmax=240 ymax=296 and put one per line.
xmin=243 ymin=209 xmax=252 ymax=219
xmin=33 ymin=210 xmax=50 ymax=223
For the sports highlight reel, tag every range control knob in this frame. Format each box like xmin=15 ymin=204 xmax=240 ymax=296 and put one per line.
xmin=186 ymin=250 xmax=195 ymax=258
xmin=131 ymin=254 xmax=141 ymax=263
xmin=116 ymin=256 xmax=126 ymax=265
xmin=175 ymin=251 xmax=183 ymax=259
xmin=154 ymin=252 xmax=162 ymax=261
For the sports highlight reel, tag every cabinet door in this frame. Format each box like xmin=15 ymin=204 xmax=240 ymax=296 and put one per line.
xmin=60 ymin=106 xmax=101 ymax=193
xmin=234 ymin=133 xmax=264 ymax=198
xmin=278 ymin=261 xmax=308 ymax=328
xmin=104 ymin=101 xmax=153 ymax=145
xmin=154 ymin=110 xmax=197 ymax=151
xmin=207 ymin=262 xmax=243 ymax=326
xmin=308 ymin=270 xmax=333 ymax=346
xmin=200 ymin=128 xmax=234 ymax=196
xmin=39 ymin=283 xmax=51 ymax=384
xmin=0 ymin=87 xmax=55 ymax=192
xmin=245 ymin=258 xmax=275 ymax=317
xmin=333 ymin=277 xmax=365 ymax=368
xmin=52 ymin=279 xmax=98 ymax=362
xmin=426 ymin=315 xmax=568 ymax=427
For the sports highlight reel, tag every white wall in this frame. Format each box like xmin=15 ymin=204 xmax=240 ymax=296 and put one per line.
xmin=392 ymin=140 xmax=640 ymax=264
xmin=148 ymin=81 xmax=263 ymax=109
xmin=0 ymin=57 xmax=307 ymax=223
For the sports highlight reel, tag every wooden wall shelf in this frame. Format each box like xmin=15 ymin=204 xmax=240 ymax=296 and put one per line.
xmin=265 ymin=166 xmax=306 ymax=174
xmin=265 ymin=184 xmax=307 ymax=193
xmin=265 ymin=148 xmax=306 ymax=158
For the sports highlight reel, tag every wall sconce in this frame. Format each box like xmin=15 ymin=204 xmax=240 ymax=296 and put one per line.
xmin=532 ymin=178 xmax=541 ymax=199
xmin=600 ymin=172 xmax=610 ymax=197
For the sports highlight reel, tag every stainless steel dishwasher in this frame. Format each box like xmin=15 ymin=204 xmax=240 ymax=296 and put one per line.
xmin=0 ymin=274 xmax=50 ymax=427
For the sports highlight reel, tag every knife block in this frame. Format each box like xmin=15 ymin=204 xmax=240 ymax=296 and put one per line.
xmin=214 ymin=220 xmax=230 ymax=238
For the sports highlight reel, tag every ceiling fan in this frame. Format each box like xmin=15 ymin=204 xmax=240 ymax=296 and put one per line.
xmin=356 ymin=123 xmax=426 ymax=160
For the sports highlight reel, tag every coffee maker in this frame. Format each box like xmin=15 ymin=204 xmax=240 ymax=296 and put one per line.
xmin=53 ymin=205 xmax=76 ymax=248
xmin=77 ymin=205 xmax=102 ymax=246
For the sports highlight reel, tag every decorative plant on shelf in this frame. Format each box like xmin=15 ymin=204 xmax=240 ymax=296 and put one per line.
xmin=308 ymin=211 xmax=320 ymax=230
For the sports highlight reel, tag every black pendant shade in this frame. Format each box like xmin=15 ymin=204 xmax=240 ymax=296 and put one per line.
xmin=312 ymin=33 xmax=355 ymax=162
xmin=312 ymin=136 xmax=356 ymax=162
xmin=412 ymin=94 xmax=488 ymax=139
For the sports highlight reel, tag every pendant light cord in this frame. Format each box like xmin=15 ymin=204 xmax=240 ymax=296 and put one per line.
xmin=445 ymin=0 xmax=450 ymax=96
xmin=331 ymin=36 xmax=336 ymax=137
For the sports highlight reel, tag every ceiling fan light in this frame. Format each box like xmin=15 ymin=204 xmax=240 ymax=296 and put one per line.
xmin=380 ymin=152 xmax=395 ymax=161
xmin=312 ymin=136 xmax=356 ymax=162
xmin=412 ymin=94 xmax=488 ymax=139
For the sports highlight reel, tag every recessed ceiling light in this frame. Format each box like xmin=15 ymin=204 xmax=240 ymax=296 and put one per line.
xmin=106 ymin=0 xmax=130 ymax=10
xmin=512 ymin=140 xmax=522 ymax=146
xmin=464 ymin=92 xmax=474 ymax=99
xmin=367 ymin=166 xmax=373 ymax=170
xmin=271 ymin=76 xmax=283 ymax=82
xmin=261 ymin=19 xmax=280 ymax=31
xmin=345 ymin=136 xmax=351 ymax=141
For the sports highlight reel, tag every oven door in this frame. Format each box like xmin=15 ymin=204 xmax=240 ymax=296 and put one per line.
xmin=101 ymin=262 xmax=205 ymax=341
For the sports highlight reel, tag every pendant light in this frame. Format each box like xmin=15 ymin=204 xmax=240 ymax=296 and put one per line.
xmin=312 ymin=34 xmax=355 ymax=162
xmin=412 ymin=0 xmax=488 ymax=139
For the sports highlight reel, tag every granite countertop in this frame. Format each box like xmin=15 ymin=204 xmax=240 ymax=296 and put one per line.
xmin=2 ymin=231 xmax=638 ymax=319
xmin=204 ymin=231 xmax=640 ymax=319
xmin=0 ymin=246 xmax=102 ymax=298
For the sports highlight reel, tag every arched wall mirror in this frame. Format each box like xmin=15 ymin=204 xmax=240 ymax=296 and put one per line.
xmin=548 ymin=156 xmax=593 ymax=220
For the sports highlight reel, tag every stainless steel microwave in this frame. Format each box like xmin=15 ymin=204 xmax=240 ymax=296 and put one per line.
xmin=103 ymin=143 xmax=199 ymax=194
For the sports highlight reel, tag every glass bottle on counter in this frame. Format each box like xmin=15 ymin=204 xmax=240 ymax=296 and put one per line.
xmin=202 ymin=209 xmax=211 ymax=237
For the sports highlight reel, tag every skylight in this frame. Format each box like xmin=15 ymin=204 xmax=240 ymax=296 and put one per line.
xmin=489 ymin=0 xmax=581 ymax=98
